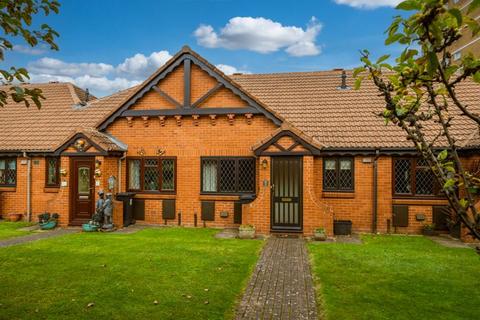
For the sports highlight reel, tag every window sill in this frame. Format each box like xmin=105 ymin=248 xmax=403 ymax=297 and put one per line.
xmin=322 ymin=192 xmax=355 ymax=199
xmin=0 ymin=186 xmax=16 ymax=192
xmin=199 ymin=195 xmax=241 ymax=201
xmin=44 ymin=187 xmax=60 ymax=193
xmin=134 ymin=194 xmax=176 ymax=200
xmin=392 ymin=198 xmax=449 ymax=205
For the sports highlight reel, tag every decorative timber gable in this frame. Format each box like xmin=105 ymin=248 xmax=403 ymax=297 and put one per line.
xmin=253 ymin=127 xmax=322 ymax=156
xmin=98 ymin=46 xmax=282 ymax=130
xmin=54 ymin=130 xmax=127 ymax=156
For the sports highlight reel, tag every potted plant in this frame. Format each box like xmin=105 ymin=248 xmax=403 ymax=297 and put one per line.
xmin=422 ymin=223 xmax=437 ymax=236
xmin=38 ymin=213 xmax=59 ymax=230
xmin=313 ymin=228 xmax=327 ymax=241
xmin=238 ymin=224 xmax=256 ymax=239
xmin=7 ymin=213 xmax=23 ymax=222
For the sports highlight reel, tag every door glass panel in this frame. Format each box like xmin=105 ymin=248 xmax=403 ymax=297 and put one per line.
xmin=78 ymin=166 xmax=90 ymax=195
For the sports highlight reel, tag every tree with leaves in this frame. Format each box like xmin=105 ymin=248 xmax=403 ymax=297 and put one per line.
xmin=355 ymin=0 xmax=480 ymax=241
xmin=0 ymin=0 xmax=60 ymax=108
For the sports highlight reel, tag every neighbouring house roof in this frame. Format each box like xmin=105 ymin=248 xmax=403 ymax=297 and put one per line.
xmin=0 ymin=82 xmax=135 ymax=153
xmin=231 ymin=71 xmax=480 ymax=150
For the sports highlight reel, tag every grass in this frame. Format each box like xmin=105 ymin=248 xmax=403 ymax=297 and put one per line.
xmin=308 ymin=235 xmax=480 ymax=320
xmin=0 ymin=221 xmax=34 ymax=240
xmin=0 ymin=228 xmax=262 ymax=320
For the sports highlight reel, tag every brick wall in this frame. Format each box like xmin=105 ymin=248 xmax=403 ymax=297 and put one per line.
xmin=1 ymin=57 xmax=477 ymax=241
xmin=0 ymin=156 xmax=71 ymax=225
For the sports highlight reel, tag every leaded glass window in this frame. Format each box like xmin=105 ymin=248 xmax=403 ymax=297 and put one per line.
xmin=201 ymin=157 xmax=255 ymax=194
xmin=323 ymin=158 xmax=354 ymax=191
xmin=127 ymin=157 xmax=176 ymax=192
xmin=144 ymin=159 xmax=159 ymax=191
xmin=161 ymin=159 xmax=175 ymax=191
xmin=393 ymin=158 xmax=437 ymax=196
xmin=394 ymin=159 xmax=411 ymax=194
xmin=46 ymin=157 xmax=60 ymax=187
xmin=0 ymin=158 xmax=16 ymax=186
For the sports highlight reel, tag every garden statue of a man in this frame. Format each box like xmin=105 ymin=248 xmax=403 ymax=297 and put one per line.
xmin=92 ymin=190 xmax=105 ymax=226
xmin=102 ymin=193 xmax=114 ymax=230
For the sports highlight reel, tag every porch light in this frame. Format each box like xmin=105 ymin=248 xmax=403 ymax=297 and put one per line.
xmin=261 ymin=159 xmax=268 ymax=169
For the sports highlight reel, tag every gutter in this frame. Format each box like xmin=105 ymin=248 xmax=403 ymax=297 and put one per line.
xmin=372 ymin=149 xmax=380 ymax=234
xmin=118 ymin=152 xmax=127 ymax=193
xmin=23 ymin=152 xmax=32 ymax=222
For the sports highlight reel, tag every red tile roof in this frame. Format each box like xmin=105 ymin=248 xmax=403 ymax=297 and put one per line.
xmin=232 ymin=70 xmax=480 ymax=149
xmin=0 ymin=82 xmax=135 ymax=152
xmin=0 ymin=68 xmax=478 ymax=153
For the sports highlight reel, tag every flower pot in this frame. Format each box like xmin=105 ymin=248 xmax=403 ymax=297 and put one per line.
xmin=8 ymin=213 xmax=23 ymax=222
xmin=314 ymin=232 xmax=327 ymax=241
xmin=40 ymin=220 xmax=57 ymax=230
xmin=422 ymin=229 xmax=437 ymax=236
xmin=82 ymin=223 xmax=98 ymax=232
xmin=239 ymin=229 xmax=255 ymax=239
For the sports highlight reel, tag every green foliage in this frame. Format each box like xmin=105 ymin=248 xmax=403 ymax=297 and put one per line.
xmin=0 ymin=228 xmax=262 ymax=319
xmin=0 ymin=221 xmax=34 ymax=240
xmin=309 ymin=235 xmax=480 ymax=320
xmin=0 ymin=0 xmax=60 ymax=108
xmin=354 ymin=0 xmax=480 ymax=240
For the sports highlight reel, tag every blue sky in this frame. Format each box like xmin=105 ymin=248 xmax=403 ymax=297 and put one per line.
xmin=6 ymin=0 xmax=404 ymax=96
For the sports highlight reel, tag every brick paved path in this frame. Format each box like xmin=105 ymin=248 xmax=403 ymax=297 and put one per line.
xmin=0 ymin=229 xmax=77 ymax=248
xmin=236 ymin=237 xmax=318 ymax=320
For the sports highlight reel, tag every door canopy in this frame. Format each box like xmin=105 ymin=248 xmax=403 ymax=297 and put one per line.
xmin=253 ymin=125 xmax=322 ymax=156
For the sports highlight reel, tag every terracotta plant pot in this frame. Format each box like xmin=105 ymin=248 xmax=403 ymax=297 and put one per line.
xmin=8 ymin=213 xmax=23 ymax=222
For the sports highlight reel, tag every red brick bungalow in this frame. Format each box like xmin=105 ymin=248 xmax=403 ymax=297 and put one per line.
xmin=1 ymin=46 xmax=479 ymax=238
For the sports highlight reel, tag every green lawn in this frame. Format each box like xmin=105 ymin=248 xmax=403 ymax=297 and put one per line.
xmin=0 ymin=228 xmax=262 ymax=320
xmin=309 ymin=235 xmax=480 ymax=320
xmin=0 ymin=221 xmax=34 ymax=240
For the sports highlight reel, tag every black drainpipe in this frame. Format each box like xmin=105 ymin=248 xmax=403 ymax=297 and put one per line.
xmin=372 ymin=149 xmax=380 ymax=233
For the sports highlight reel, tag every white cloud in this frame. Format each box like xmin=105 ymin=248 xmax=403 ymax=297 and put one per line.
xmin=26 ymin=50 xmax=249 ymax=96
xmin=27 ymin=51 xmax=172 ymax=96
xmin=333 ymin=0 xmax=401 ymax=9
xmin=215 ymin=64 xmax=250 ymax=75
xmin=117 ymin=51 xmax=172 ymax=78
xmin=29 ymin=57 xmax=114 ymax=77
xmin=28 ymin=73 xmax=140 ymax=96
xmin=194 ymin=17 xmax=322 ymax=57
xmin=13 ymin=44 xmax=48 ymax=55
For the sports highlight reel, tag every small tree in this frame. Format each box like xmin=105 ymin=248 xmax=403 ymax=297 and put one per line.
xmin=355 ymin=0 xmax=480 ymax=240
xmin=0 ymin=0 xmax=60 ymax=108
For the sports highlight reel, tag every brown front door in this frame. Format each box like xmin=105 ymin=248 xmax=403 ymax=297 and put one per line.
xmin=271 ymin=157 xmax=303 ymax=232
xmin=70 ymin=157 xmax=95 ymax=225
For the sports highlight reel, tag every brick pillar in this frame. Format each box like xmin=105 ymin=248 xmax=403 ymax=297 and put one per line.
xmin=244 ymin=156 xmax=271 ymax=234
xmin=113 ymin=199 xmax=124 ymax=228
xmin=303 ymin=156 xmax=333 ymax=236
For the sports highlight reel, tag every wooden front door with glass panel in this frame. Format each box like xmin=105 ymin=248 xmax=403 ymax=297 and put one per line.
xmin=70 ymin=157 xmax=95 ymax=225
